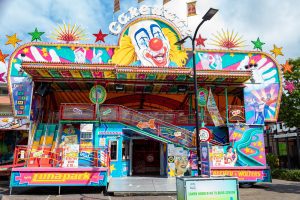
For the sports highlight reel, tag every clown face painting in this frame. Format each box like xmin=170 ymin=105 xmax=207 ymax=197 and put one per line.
xmin=128 ymin=20 xmax=170 ymax=67
xmin=112 ymin=19 xmax=187 ymax=67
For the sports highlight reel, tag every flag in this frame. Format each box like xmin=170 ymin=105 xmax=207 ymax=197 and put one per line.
xmin=163 ymin=0 xmax=171 ymax=5
xmin=187 ymin=1 xmax=197 ymax=17
xmin=114 ymin=0 xmax=120 ymax=13
xmin=138 ymin=0 xmax=144 ymax=3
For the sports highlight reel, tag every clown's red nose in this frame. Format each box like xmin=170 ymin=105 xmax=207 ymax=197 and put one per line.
xmin=149 ymin=38 xmax=163 ymax=51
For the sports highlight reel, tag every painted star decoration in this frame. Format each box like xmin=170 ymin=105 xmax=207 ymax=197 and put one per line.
xmin=28 ymin=28 xmax=45 ymax=42
xmin=0 ymin=72 xmax=6 ymax=83
xmin=5 ymin=33 xmax=22 ymax=48
xmin=0 ymin=50 xmax=9 ymax=64
xmin=93 ymin=29 xmax=108 ymax=43
xmin=195 ymin=34 xmax=207 ymax=47
xmin=270 ymin=44 xmax=284 ymax=58
xmin=281 ymin=61 xmax=293 ymax=73
xmin=284 ymin=81 xmax=295 ymax=94
xmin=251 ymin=37 xmax=265 ymax=51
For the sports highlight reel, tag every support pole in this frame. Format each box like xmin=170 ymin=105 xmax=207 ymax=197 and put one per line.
xmin=58 ymin=186 xmax=61 ymax=195
xmin=225 ymin=87 xmax=229 ymax=125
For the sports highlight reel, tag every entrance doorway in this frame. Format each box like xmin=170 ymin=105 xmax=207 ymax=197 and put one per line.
xmin=132 ymin=139 xmax=160 ymax=176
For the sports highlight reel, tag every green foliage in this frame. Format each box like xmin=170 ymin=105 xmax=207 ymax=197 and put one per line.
xmin=266 ymin=153 xmax=279 ymax=169
xmin=278 ymin=57 xmax=300 ymax=128
xmin=272 ymin=169 xmax=300 ymax=182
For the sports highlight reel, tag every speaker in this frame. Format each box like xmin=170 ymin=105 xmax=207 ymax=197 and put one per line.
xmin=35 ymin=83 xmax=51 ymax=96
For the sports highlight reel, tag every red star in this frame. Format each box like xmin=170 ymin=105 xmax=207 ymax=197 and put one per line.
xmin=0 ymin=50 xmax=9 ymax=64
xmin=93 ymin=29 xmax=108 ymax=43
xmin=0 ymin=72 xmax=6 ymax=83
xmin=195 ymin=34 xmax=207 ymax=47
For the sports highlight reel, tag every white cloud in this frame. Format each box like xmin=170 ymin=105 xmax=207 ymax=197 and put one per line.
xmin=0 ymin=0 xmax=299 ymax=63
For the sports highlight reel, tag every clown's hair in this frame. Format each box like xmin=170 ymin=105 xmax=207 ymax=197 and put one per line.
xmin=161 ymin=28 xmax=187 ymax=67
xmin=112 ymin=28 xmax=187 ymax=67
xmin=111 ymin=35 xmax=137 ymax=65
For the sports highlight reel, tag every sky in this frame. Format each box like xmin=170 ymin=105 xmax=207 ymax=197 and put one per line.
xmin=0 ymin=0 xmax=300 ymax=66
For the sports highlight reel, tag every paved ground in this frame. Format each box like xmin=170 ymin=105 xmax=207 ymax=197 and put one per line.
xmin=1 ymin=179 xmax=300 ymax=200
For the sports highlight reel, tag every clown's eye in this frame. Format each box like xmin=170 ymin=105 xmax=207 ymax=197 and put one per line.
xmin=139 ymin=37 xmax=149 ymax=47
xmin=153 ymin=31 xmax=163 ymax=39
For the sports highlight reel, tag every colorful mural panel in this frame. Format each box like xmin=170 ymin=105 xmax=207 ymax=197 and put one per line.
xmin=7 ymin=17 xmax=282 ymax=121
xmin=226 ymin=125 xmax=265 ymax=167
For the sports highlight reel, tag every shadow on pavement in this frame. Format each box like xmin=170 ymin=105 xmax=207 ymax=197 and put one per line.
xmin=247 ymin=181 xmax=300 ymax=195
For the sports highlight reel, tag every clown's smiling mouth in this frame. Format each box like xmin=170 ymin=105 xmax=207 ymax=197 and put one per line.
xmin=145 ymin=47 xmax=167 ymax=67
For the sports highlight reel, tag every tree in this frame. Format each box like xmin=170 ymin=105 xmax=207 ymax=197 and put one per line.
xmin=278 ymin=58 xmax=300 ymax=128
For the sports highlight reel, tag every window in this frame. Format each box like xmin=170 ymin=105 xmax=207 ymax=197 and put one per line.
xmin=122 ymin=140 xmax=130 ymax=160
xmin=80 ymin=132 xmax=92 ymax=140
xmin=110 ymin=141 xmax=118 ymax=161
xmin=0 ymin=86 xmax=8 ymax=95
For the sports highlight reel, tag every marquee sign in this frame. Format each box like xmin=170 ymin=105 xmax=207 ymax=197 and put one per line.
xmin=10 ymin=168 xmax=107 ymax=187
xmin=109 ymin=6 xmax=191 ymax=37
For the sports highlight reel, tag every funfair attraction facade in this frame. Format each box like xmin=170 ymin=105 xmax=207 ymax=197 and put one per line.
xmin=6 ymin=5 xmax=282 ymax=190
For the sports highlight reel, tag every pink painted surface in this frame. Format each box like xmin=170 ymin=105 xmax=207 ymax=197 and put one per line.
xmin=12 ymin=167 xmax=107 ymax=172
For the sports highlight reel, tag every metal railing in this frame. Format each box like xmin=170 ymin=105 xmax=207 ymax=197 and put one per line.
xmin=100 ymin=105 xmax=194 ymax=148
xmin=12 ymin=145 xmax=110 ymax=168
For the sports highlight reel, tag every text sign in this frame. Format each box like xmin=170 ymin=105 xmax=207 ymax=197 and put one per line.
xmin=10 ymin=170 xmax=107 ymax=187
xmin=185 ymin=178 xmax=239 ymax=200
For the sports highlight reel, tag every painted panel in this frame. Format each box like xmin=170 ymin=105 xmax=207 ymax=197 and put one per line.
xmin=7 ymin=18 xmax=281 ymax=120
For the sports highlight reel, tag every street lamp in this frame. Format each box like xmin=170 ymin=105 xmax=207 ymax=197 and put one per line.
xmin=175 ymin=8 xmax=218 ymax=176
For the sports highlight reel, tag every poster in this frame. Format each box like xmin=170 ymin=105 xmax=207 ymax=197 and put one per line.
xmin=210 ymin=145 xmax=238 ymax=167
xmin=200 ymin=142 xmax=210 ymax=176
xmin=62 ymin=144 xmax=79 ymax=168
xmin=185 ymin=178 xmax=239 ymax=200
xmin=167 ymin=144 xmax=191 ymax=177
xmin=207 ymin=89 xmax=225 ymax=126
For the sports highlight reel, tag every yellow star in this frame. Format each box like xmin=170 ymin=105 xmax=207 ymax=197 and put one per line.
xmin=245 ymin=147 xmax=251 ymax=153
xmin=43 ymin=52 xmax=48 ymax=57
xmin=71 ymin=46 xmax=76 ymax=50
xmin=250 ymin=59 xmax=256 ymax=65
xmin=110 ymin=164 xmax=116 ymax=173
xmin=260 ymin=147 xmax=264 ymax=152
xmin=253 ymin=142 xmax=257 ymax=146
xmin=230 ymin=53 xmax=234 ymax=57
xmin=12 ymin=59 xmax=17 ymax=63
xmin=259 ymin=155 xmax=263 ymax=159
xmin=248 ymin=53 xmax=253 ymax=58
xmin=5 ymin=33 xmax=22 ymax=48
xmin=233 ymin=132 xmax=239 ymax=139
xmin=23 ymin=48 xmax=29 ymax=53
xmin=56 ymin=46 xmax=61 ymax=50
xmin=257 ymin=141 xmax=263 ymax=147
xmin=281 ymin=61 xmax=293 ymax=73
xmin=42 ymin=48 xmax=47 ymax=53
xmin=270 ymin=45 xmax=284 ymax=58
xmin=84 ymin=47 xmax=90 ymax=51
xmin=168 ymin=169 xmax=175 ymax=177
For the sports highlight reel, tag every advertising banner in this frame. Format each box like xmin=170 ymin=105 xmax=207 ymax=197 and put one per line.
xmin=207 ymin=89 xmax=225 ymax=126
xmin=211 ymin=169 xmax=271 ymax=182
xmin=62 ymin=144 xmax=79 ymax=168
xmin=10 ymin=169 xmax=107 ymax=187
xmin=200 ymin=142 xmax=210 ymax=176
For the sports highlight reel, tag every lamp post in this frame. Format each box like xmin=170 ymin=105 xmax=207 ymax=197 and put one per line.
xmin=175 ymin=8 xmax=218 ymax=176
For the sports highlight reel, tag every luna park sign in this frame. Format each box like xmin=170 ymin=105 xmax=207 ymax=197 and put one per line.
xmin=109 ymin=5 xmax=192 ymax=37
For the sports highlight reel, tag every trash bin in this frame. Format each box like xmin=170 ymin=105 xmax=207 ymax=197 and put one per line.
xmin=176 ymin=176 xmax=239 ymax=200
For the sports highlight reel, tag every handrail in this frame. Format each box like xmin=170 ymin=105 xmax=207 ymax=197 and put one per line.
xmin=100 ymin=104 xmax=194 ymax=148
